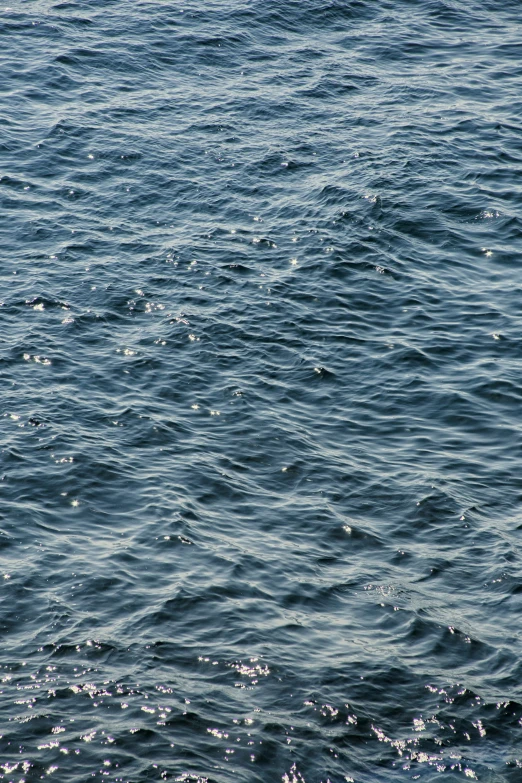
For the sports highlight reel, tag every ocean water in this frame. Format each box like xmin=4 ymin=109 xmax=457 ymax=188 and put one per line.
xmin=1 ymin=0 xmax=522 ymax=780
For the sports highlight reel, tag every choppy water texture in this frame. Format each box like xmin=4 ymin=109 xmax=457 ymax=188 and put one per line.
xmin=2 ymin=0 xmax=522 ymax=780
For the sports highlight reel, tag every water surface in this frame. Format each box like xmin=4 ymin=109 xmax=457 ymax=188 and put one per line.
xmin=1 ymin=1 xmax=522 ymax=781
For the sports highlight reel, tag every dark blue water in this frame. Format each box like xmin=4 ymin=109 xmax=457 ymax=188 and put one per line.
xmin=2 ymin=0 xmax=522 ymax=780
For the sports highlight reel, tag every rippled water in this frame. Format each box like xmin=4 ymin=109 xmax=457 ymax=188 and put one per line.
xmin=2 ymin=0 xmax=522 ymax=780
